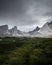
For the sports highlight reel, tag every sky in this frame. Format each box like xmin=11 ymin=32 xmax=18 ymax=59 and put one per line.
xmin=0 ymin=0 xmax=52 ymax=32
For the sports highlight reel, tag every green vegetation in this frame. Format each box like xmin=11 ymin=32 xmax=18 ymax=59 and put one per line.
xmin=0 ymin=37 xmax=52 ymax=65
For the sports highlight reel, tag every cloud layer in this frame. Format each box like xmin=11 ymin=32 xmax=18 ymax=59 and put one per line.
xmin=0 ymin=0 xmax=52 ymax=31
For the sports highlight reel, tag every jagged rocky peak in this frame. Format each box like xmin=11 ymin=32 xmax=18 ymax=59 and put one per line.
xmin=29 ymin=26 xmax=40 ymax=32
xmin=34 ymin=26 xmax=40 ymax=31
xmin=10 ymin=26 xmax=17 ymax=33
xmin=0 ymin=25 xmax=8 ymax=34
xmin=14 ymin=26 xmax=17 ymax=29
xmin=10 ymin=26 xmax=17 ymax=36
xmin=39 ymin=21 xmax=52 ymax=36
xmin=28 ymin=26 xmax=40 ymax=35
xmin=43 ymin=21 xmax=52 ymax=29
xmin=13 ymin=26 xmax=17 ymax=32
xmin=0 ymin=25 xmax=8 ymax=30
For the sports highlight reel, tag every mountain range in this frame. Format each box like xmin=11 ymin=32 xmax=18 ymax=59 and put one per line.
xmin=0 ymin=21 xmax=52 ymax=38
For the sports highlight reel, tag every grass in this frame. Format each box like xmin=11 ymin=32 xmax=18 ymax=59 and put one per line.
xmin=0 ymin=37 xmax=52 ymax=65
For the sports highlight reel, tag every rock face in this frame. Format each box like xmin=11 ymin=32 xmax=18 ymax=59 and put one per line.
xmin=39 ymin=21 xmax=52 ymax=36
xmin=0 ymin=21 xmax=52 ymax=37
xmin=0 ymin=25 xmax=9 ymax=35
xmin=28 ymin=26 xmax=42 ymax=37
xmin=9 ymin=26 xmax=17 ymax=36
xmin=29 ymin=26 xmax=40 ymax=35
xmin=0 ymin=25 xmax=22 ymax=37
xmin=9 ymin=26 xmax=23 ymax=36
xmin=28 ymin=21 xmax=52 ymax=37
xmin=0 ymin=25 xmax=11 ymax=37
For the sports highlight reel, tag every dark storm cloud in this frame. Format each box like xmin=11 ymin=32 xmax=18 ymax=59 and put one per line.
xmin=0 ymin=0 xmax=52 ymax=31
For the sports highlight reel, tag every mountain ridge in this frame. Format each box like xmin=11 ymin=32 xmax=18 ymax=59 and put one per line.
xmin=0 ymin=21 xmax=52 ymax=37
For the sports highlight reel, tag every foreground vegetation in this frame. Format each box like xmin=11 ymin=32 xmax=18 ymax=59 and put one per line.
xmin=0 ymin=37 xmax=52 ymax=65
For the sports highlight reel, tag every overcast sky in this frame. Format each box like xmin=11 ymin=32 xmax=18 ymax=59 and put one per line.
xmin=0 ymin=0 xmax=52 ymax=32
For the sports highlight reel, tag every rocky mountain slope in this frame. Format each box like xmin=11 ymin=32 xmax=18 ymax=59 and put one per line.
xmin=39 ymin=21 xmax=52 ymax=36
xmin=0 ymin=21 xmax=52 ymax=37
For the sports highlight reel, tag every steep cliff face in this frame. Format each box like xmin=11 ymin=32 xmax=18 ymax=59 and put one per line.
xmin=9 ymin=26 xmax=17 ymax=36
xmin=29 ymin=26 xmax=40 ymax=34
xmin=9 ymin=26 xmax=23 ymax=36
xmin=0 ymin=25 xmax=8 ymax=34
xmin=0 ymin=21 xmax=52 ymax=37
xmin=39 ymin=21 xmax=52 ymax=36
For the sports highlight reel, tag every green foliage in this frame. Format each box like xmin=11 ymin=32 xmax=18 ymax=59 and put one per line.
xmin=0 ymin=37 xmax=52 ymax=65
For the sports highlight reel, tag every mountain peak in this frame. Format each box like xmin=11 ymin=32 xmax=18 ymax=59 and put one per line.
xmin=28 ymin=26 xmax=40 ymax=35
xmin=0 ymin=24 xmax=8 ymax=30
xmin=33 ymin=26 xmax=40 ymax=32
xmin=14 ymin=26 xmax=17 ymax=29
xmin=0 ymin=24 xmax=8 ymax=28
xmin=36 ymin=26 xmax=40 ymax=30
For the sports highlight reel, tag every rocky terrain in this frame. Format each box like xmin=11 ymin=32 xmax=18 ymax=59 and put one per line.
xmin=0 ymin=21 xmax=52 ymax=38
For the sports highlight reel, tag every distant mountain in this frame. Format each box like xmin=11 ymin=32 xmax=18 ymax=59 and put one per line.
xmin=0 ymin=25 xmax=8 ymax=34
xmin=0 ymin=21 xmax=52 ymax=37
xmin=29 ymin=26 xmax=40 ymax=34
xmin=28 ymin=21 xmax=52 ymax=37
xmin=9 ymin=26 xmax=23 ymax=36
xmin=28 ymin=26 xmax=42 ymax=37
xmin=0 ymin=25 xmax=23 ymax=37
xmin=9 ymin=26 xmax=18 ymax=36
xmin=39 ymin=21 xmax=52 ymax=36
xmin=0 ymin=25 xmax=10 ymax=37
